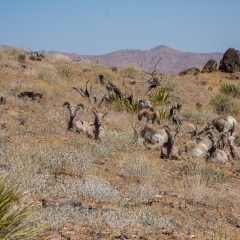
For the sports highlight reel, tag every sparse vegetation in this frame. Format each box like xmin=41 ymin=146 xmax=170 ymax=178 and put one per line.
xmin=0 ymin=48 xmax=240 ymax=239
xmin=209 ymin=93 xmax=240 ymax=115
xmin=149 ymin=88 xmax=170 ymax=106
xmin=120 ymin=66 xmax=138 ymax=78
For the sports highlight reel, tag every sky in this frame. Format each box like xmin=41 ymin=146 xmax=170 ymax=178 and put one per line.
xmin=0 ymin=0 xmax=240 ymax=55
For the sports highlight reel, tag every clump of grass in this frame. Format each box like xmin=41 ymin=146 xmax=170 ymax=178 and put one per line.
xmin=209 ymin=93 xmax=240 ymax=115
xmin=156 ymin=106 xmax=170 ymax=123
xmin=58 ymin=66 xmax=74 ymax=80
xmin=181 ymin=108 xmax=214 ymax=124
xmin=103 ymin=209 xmax=134 ymax=231
xmin=109 ymin=92 xmax=140 ymax=112
xmin=8 ymin=48 xmax=24 ymax=56
xmin=79 ymin=177 xmax=120 ymax=203
xmin=121 ymin=157 xmax=154 ymax=183
xmin=220 ymin=82 xmax=232 ymax=95
xmin=0 ymin=180 xmax=45 ymax=239
xmin=136 ymin=207 xmax=171 ymax=230
xmin=50 ymin=53 xmax=71 ymax=62
xmin=130 ymin=184 xmax=156 ymax=204
xmin=94 ymin=69 xmax=115 ymax=83
xmin=37 ymin=71 xmax=55 ymax=84
xmin=149 ymin=88 xmax=170 ymax=106
xmin=200 ymin=167 xmax=226 ymax=186
xmin=234 ymin=160 xmax=240 ymax=172
xmin=120 ymin=66 xmax=138 ymax=78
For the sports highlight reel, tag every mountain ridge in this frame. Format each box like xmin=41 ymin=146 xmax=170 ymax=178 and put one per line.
xmin=0 ymin=44 xmax=223 ymax=74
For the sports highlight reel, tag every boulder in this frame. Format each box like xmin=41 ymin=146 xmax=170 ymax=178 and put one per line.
xmin=201 ymin=59 xmax=218 ymax=73
xmin=179 ymin=67 xmax=200 ymax=76
xmin=219 ymin=48 xmax=240 ymax=73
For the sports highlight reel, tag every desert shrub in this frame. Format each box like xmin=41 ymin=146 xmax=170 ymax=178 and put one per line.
xmin=200 ymin=167 xmax=226 ymax=185
xmin=109 ymin=92 xmax=140 ymax=112
xmin=209 ymin=93 xmax=240 ymax=115
xmin=58 ymin=66 xmax=74 ymax=80
xmin=130 ymin=184 xmax=156 ymax=204
xmin=136 ymin=207 xmax=171 ymax=230
xmin=50 ymin=53 xmax=71 ymax=62
xmin=121 ymin=157 xmax=154 ymax=183
xmin=78 ymin=177 xmax=120 ymax=203
xmin=103 ymin=209 xmax=134 ymax=231
xmin=120 ymin=66 xmax=138 ymax=78
xmin=18 ymin=54 xmax=26 ymax=63
xmin=94 ymin=69 xmax=115 ymax=83
xmin=156 ymin=106 xmax=170 ymax=123
xmin=103 ymin=132 xmax=135 ymax=152
xmin=181 ymin=108 xmax=214 ymax=124
xmin=111 ymin=66 xmax=118 ymax=72
xmin=234 ymin=160 xmax=240 ymax=172
xmin=37 ymin=71 xmax=55 ymax=84
xmin=9 ymin=48 xmax=24 ymax=56
xmin=0 ymin=181 xmax=44 ymax=239
xmin=220 ymin=82 xmax=232 ymax=95
xmin=149 ymin=88 xmax=170 ymax=106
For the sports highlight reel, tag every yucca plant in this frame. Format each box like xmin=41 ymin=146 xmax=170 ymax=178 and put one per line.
xmin=0 ymin=181 xmax=45 ymax=239
xmin=149 ymin=88 xmax=170 ymax=106
xmin=109 ymin=92 xmax=140 ymax=112
xmin=156 ymin=106 xmax=170 ymax=124
xmin=59 ymin=66 xmax=74 ymax=80
xmin=220 ymin=82 xmax=232 ymax=95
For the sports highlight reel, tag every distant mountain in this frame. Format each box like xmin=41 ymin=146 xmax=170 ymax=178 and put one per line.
xmin=0 ymin=44 xmax=223 ymax=74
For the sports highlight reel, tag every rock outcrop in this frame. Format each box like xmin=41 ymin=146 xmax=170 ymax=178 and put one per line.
xmin=201 ymin=59 xmax=218 ymax=73
xmin=219 ymin=48 xmax=240 ymax=73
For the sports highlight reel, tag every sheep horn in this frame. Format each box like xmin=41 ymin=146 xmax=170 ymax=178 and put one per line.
xmin=62 ymin=101 xmax=70 ymax=107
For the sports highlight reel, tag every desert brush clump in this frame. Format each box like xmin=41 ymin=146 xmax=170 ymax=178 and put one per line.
xmin=0 ymin=181 xmax=45 ymax=239
xmin=209 ymin=93 xmax=240 ymax=115
xmin=58 ymin=66 xmax=74 ymax=80
xmin=109 ymin=91 xmax=140 ymax=112
xmin=149 ymin=88 xmax=170 ymax=106
xmin=120 ymin=66 xmax=139 ymax=78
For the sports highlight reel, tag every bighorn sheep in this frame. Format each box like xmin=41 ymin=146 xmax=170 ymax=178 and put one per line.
xmin=207 ymin=132 xmax=232 ymax=166
xmin=185 ymin=130 xmax=216 ymax=158
xmin=62 ymin=102 xmax=86 ymax=132
xmin=227 ymin=133 xmax=240 ymax=160
xmin=86 ymin=109 xmax=108 ymax=140
xmin=211 ymin=116 xmax=236 ymax=135
xmin=138 ymin=100 xmax=153 ymax=110
xmin=137 ymin=123 xmax=170 ymax=150
xmin=138 ymin=109 xmax=160 ymax=124
xmin=161 ymin=126 xmax=181 ymax=160
xmin=169 ymin=105 xmax=183 ymax=126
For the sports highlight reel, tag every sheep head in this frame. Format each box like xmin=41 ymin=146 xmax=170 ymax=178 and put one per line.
xmin=63 ymin=102 xmax=84 ymax=117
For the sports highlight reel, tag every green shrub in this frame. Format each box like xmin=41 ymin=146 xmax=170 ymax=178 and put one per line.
xmin=58 ymin=66 xmax=74 ymax=80
xmin=109 ymin=92 xmax=140 ymax=112
xmin=149 ymin=88 xmax=170 ymax=106
xmin=209 ymin=93 xmax=240 ymax=115
xmin=0 ymin=181 xmax=44 ymax=239
xmin=156 ymin=106 xmax=170 ymax=123
xmin=120 ymin=66 xmax=138 ymax=78
xmin=220 ymin=82 xmax=232 ymax=95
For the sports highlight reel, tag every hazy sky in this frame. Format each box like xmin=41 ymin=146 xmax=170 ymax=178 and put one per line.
xmin=1 ymin=1 xmax=240 ymax=55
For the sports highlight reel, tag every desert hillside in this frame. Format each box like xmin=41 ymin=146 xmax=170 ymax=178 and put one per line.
xmin=0 ymin=44 xmax=223 ymax=74
xmin=1 ymin=47 xmax=240 ymax=239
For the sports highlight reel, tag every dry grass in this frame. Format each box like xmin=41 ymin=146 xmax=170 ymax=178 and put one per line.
xmin=1 ymin=49 xmax=240 ymax=239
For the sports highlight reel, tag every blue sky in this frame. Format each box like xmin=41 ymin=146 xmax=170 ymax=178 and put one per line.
xmin=0 ymin=0 xmax=240 ymax=55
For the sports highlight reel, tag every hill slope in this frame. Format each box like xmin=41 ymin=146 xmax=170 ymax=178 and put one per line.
xmin=0 ymin=44 xmax=223 ymax=74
